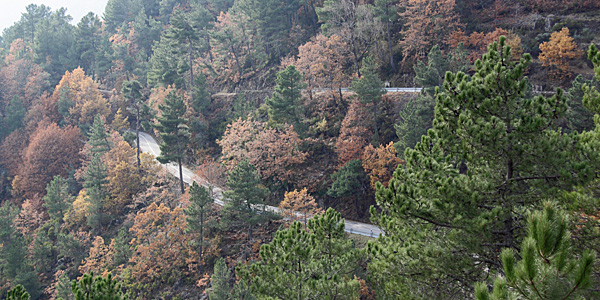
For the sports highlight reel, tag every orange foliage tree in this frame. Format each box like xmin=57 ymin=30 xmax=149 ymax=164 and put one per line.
xmin=450 ymin=28 xmax=508 ymax=62
xmin=335 ymin=100 xmax=372 ymax=166
xmin=128 ymin=203 xmax=201 ymax=294
xmin=218 ymin=118 xmax=307 ymax=185
xmin=361 ymin=142 xmax=404 ymax=189
xmin=79 ymin=236 xmax=115 ymax=277
xmin=294 ymin=34 xmax=353 ymax=102
xmin=539 ymin=27 xmax=583 ymax=79
xmin=399 ymin=0 xmax=461 ymax=62
xmin=278 ymin=188 xmax=322 ymax=226
xmin=14 ymin=122 xmax=82 ymax=198
xmin=52 ymin=67 xmax=110 ymax=125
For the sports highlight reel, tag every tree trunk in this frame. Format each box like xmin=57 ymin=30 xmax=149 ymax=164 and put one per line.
xmin=199 ymin=210 xmax=204 ymax=257
xmin=350 ymin=36 xmax=361 ymax=77
xmin=178 ymin=157 xmax=185 ymax=195
xmin=373 ymin=99 xmax=379 ymax=146
xmin=205 ymin=35 xmax=213 ymax=62
xmin=188 ymin=38 xmax=194 ymax=90
xmin=136 ymin=104 xmax=141 ymax=171
xmin=386 ymin=21 xmax=397 ymax=73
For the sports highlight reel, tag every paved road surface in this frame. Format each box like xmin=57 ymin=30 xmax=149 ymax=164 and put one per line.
xmin=137 ymin=131 xmax=383 ymax=238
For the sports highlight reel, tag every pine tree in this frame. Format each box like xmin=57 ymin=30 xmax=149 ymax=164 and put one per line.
xmin=350 ymin=56 xmax=385 ymax=145
xmin=83 ymin=155 xmax=109 ymax=233
xmin=265 ymin=65 xmax=306 ymax=134
xmin=328 ymin=159 xmax=369 ymax=218
xmin=184 ymin=182 xmax=212 ymax=256
xmin=154 ymin=90 xmax=189 ymax=194
xmin=42 ymin=175 xmax=73 ymax=223
xmin=1 ymin=95 xmax=26 ymax=138
xmin=475 ymin=202 xmax=595 ymax=300
xmin=70 ymin=272 xmax=128 ymax=300
xmin=221 ymin=160 xmax=270 ymax=243
xmin=0 ymin=205 xmax=41 ymax=300
xmin=88 ymin=115 xmax=111 ymax=154
xmin=122 ymin=80 xmax=143 ymax=169
xmin=209 ymin=258 xmax=232 ymax=300
xmin=237 ymin=208 xmax=361 ymax=299
xmin=6 ymin=285 xmax=30 ymax=300
xmin=369 ymin=36 xmax=597 ymax=298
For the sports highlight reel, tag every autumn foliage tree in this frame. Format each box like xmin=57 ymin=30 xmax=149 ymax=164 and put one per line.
xmin=278 ymin=188 xmax=322 ymax=226
xmin=52 ymin=67 xmax=110 ymax=126
xmin=218 ymin=118 xmax=307 ymax=187
xmin=399 ymin=0 xmax=461 ymax=62
xmin=14 ymin=122 xmax=82 ymax=198
xmin=539 ymin=27 xmax=583 ymax=79
xmin=128 ymin=203 xmax=200 ymax=296
xmin=362 ymin=142 xmax=404 ymax=189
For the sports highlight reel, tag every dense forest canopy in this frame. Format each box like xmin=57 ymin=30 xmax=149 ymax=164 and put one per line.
xmin=1 ymin=0 xmax=600 ymax=299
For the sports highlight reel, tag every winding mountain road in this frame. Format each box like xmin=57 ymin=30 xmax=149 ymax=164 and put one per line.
xmin=137 ymin=131 xmax=383 ymax=238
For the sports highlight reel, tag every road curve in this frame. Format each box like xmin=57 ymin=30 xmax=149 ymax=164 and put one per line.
xmin=136 ymin=131 xmax=383 ymax=238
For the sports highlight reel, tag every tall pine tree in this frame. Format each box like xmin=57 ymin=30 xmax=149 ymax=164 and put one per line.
xmin=154 ymin=90 xmax=189 ymax=194
xmin=369 ymin=36 xmax=599 ymax=298
xmin=221 ymin=160 xmax=269 ymax=243
xmin=350 ymin=56 xmax=385 ymax=146
xmin=184 ymin=182 xmax=212 ymax=256
xmin=265 ymin=65 xmax=306 ymax=134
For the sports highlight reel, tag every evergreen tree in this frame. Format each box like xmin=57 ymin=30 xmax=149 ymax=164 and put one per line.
xmin=1 ymin=95 xmax=26 ymax=138
xmin=369 ymin=37 xmax=598 ymax=298
xmin=154 ymin=90 xmax=189 ymax=194
xmin=475 ymin=202 xmax=595 ymax=300
xmin=328 ymin=159 xmax=369 ymax=218
xmin=70 ymin=272 xmax=128 ymax=300
xmin=84 ymin=155 xmax=109 ymax=233
xmin=71 ymin=12 xmax=102 ymax=79
xmin=350 ymin=56 xmax=385 ymax=145
xmin=0 ymin=205 xmax=41 ymax=300
xmin=42 ymin=176 xmax=73 ymax=224
xmin=192 ymin=72 xmax=211 ymax=116
xmin=6 ymin=285 xmax=30 ymax=300
xmin=184 ymin=182 xmax=213 ymax=256
xmin=88 ymin=115 xmax=111 ymax=154
xmin=265 ymin=65 xmax=306 ymax=134
xmin=221 ymin=160 xmax=270 ymax=242
xmin=209 ymin=258 xmax=232 ymax=300
xmin=122 ymin=80 xmax=143 ymax=169
xmin=237 ymin=208 xmax=361 ymax=299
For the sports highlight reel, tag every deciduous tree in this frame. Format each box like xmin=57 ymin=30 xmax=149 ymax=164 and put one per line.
xmin=15 ymin=123 xmax=82 ymax=198
xmin=278 ymin=188 xmax=322 ymax=226
xmin=539 ymin=27 xmax=582 ymax=79
xmin=361 ymin=142 xmax=403 ymax=189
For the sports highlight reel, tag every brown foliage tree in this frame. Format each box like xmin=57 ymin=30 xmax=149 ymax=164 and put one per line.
xmin=128 ymin=203 xmax=201 ymax=293
xmin=335 ymin=100 xmax=372 ymax=166
xmin=218 ymin=118 xmax=308 ymax=185
xmin=79 ymin=236 xmax=115 ymax=277
xmin=294 ymin=34 xmax=353 ymax=102
xmin=0 ymin=129 xmax=28 ymax=177
xmin=52 ymin=67 xmax=110 ymax=125
xmin=361 ymin=142 xmax=404 ymax=189
xmin=539 ymin=27 xmax=583 ymax=79
xmin=278 ymin=188 xmax=322 ymax=226
xmin=399 ymin=0 xmax=461 ymax=62
xmin=14 ymin=123 xmax=82 ymax=198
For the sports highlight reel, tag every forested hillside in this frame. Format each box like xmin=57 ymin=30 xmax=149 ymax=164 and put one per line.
xmin=1 ymin=0 xmax=600 ymax=299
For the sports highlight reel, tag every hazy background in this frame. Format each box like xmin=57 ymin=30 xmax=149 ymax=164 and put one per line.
xmin=1 ymin=0 xmax=109 ymax=33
